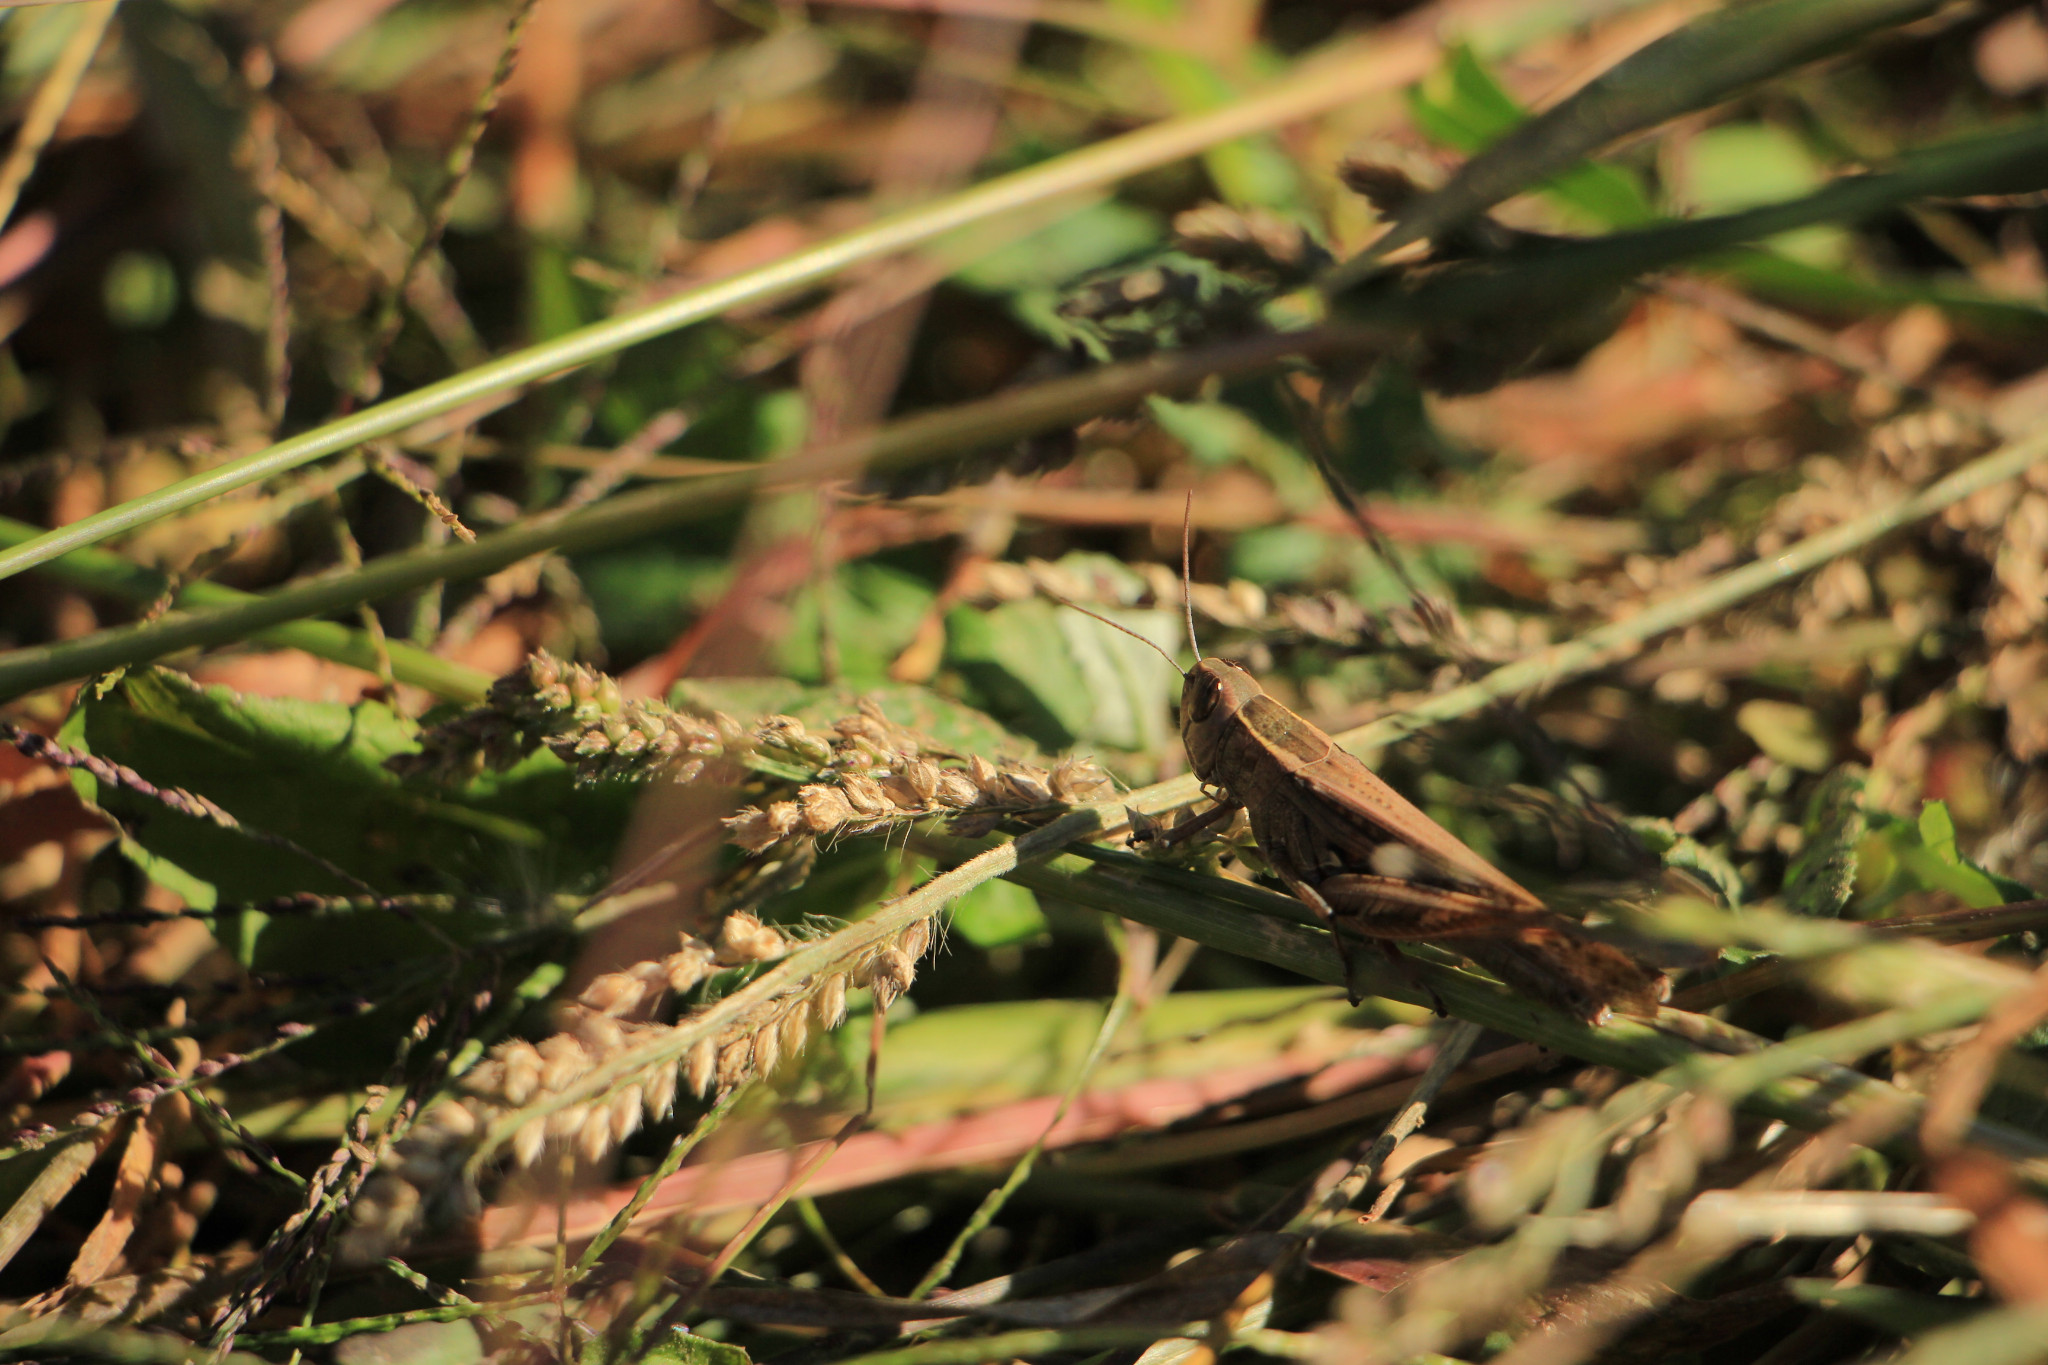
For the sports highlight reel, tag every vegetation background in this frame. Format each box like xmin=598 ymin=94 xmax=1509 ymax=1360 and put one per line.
xmin=3 ymin=0 xmax=2048 ymax=1362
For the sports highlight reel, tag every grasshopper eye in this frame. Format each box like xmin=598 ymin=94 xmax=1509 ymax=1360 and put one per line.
xmin=1186 ymin=674 xmax=1217 ymax=722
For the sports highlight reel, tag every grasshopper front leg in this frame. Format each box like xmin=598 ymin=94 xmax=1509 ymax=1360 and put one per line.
xmin=1133 ymin=796 xmax=1244 ymax=850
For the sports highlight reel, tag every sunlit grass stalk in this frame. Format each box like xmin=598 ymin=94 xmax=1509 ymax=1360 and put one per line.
xmin=987 ymin=843 xmax=2048 ymax=1163
xmin=0 ymin=331 xmax=1368 ymax=701
xmin=0 ymin=515 xmax=493 ymax=701
xmin=1291 ymin=1018 xmax=1485 ymax=1240
xmin=0 ymin=37 xmax=1429 ymax=581
xmin=1116 ymin=417 xmax=2048 ymax=821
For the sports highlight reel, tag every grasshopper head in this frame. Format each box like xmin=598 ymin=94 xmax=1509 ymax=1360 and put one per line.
xmin=1180 ymin=658 xmax=1264 ymax=784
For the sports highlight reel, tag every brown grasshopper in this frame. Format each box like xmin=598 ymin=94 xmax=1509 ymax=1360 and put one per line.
xmin=1064 ymin=527 xmax=1668 ymax=1024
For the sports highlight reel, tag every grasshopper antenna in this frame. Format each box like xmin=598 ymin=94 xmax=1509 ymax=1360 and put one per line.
xmin=1047 ymin=595 xmax=1185 ymax=679
xmin=1181 ymin=490 xmax=1202 ymax=662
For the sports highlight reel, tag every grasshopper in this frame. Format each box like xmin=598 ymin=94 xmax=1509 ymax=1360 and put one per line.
xmin=1065 ymin=523 xmax=1668 ymax=1024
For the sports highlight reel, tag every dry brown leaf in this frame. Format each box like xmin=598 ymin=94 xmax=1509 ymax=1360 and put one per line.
xmin=62 ymin=1114 xmax=159 ymax=1289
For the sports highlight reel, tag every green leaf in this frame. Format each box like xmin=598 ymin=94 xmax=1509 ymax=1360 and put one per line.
xmin=1408 ymin=46 xmax=1656 ymax=230
xmin=1674 ymin=121 xmax=1846 ymax=265
xmin=828 ymin=988 xmax=1372 ymax=1126
xmin=1859 ymin=804 xmax=2011 ymax=914
xmin=945 ymin=598 xmax=1178 ymax=752
xmin=1737 ymin=699 xmax=1834 ymax=772
xmin=1917 ymin=800 xmax=1961 ymax=864
xmin=771 ymin=562 xmax=936 ymax=689
xmin=60 ymin=669 xmax=627 ymax=966
xmin=949 ymin=878 xmax=1048 ymax=948
xmin=954 ymin=201 xmax=1163 ymax=295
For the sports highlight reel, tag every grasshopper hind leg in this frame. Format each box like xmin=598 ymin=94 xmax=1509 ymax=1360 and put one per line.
xmin=1284 ymin=873 xmax=1430 ymax=1011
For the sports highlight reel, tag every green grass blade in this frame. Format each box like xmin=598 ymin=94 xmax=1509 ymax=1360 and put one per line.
xmin=0 ymin=515 xmax=491 ymax=701
xmin=1338 ymin=0 xmax=1943 ymax=281
xmin=0 ymin=333 xmax=1349 ymax=700
xmin=1337 ymin=115 xmax=2048 ymax=326
xmin=0 ymin=37 xmax=1424 ymax=585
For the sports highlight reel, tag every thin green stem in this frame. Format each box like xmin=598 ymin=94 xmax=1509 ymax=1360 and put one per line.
xmin=0 ymin=37 xmax=1426 ymax=581
xmin=1291 ymin=1018 xmax=1484 ymax=1240
xmin=0 ymin=1 xmax=119 ymax=228
xmin=797 ymin=1196 xmax=889 ymax=1297
xmin=570 ymin=1092 xmax=738 ymax=1281
xmin=0 ymin=515 xmax=492 ymax=701
xmin=910 ymin=973 xmax=1139 ymax=1298
xmin=233 ymin=1294 xmax=554 ymax=1347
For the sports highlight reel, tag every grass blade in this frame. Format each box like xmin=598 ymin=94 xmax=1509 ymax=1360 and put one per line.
xmin=0 ymin=35 xmax=1435 ymax=584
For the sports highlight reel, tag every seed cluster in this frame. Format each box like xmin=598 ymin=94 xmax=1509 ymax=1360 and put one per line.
xmin=345 ymin=911 xmax=933 ymax=1260
xmin=389 ymin=652 xmax=741 ymax=786
xmin=723 ymin=703 xmax=1114 ymax=850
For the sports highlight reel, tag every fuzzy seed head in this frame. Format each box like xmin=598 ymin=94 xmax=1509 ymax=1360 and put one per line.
xmin=934 ymin=772 xmax=981 ymax=808
xmin=537 ymin=1035 xmax=588 ymax=1092
xmin=778 ymin=1007 xmax=810 ymax=1063
xmin=497 ymin=1043 xmax=541 ymax=1107
xmin=816 ymin=973 xmax=849 ymax=1030
xmin=752 ymin=1019 xmax=782 ymax=1077
xmin=609 ymin=1087 xmax=643 ymax=1145
xmin=716 ymin=1037 xmax=753 ymax=1091
xmin=716 ymin=912 xmax=786 ymax=964
xmin=665 ymin=945 xmax=714 ymax=993
xmin=840 ymin=774 xmax=893 ymax=816
xmin=898 ymin=918 xmax=932 ymax=962
xmin=686 ymin=1038 xmax=717 ymax=1097
xmin=545 ymin=1103 xmax=590 ymax=1140
xmin=801 ymin=785 xmax=858 ymax=832
xmin=578 ymin=1108 xmax=614 ymax=1163
xmin=512 ymin=1119 xmax=547 ymax=1168
xmin=870 ymin=948 xmax=915 ymax=1009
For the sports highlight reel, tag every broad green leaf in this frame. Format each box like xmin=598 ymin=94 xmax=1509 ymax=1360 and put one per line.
xmin=1917 ymin=800 xmax=1962 ymax=865
xmin=954 ymin=201 xmax=1163 ymax=295
xmin=829 ymin=988 xmax=1381 ymax=1127
xmin=945 ymin=598 xmax=1178 ymax=752
xmin=1674 ymin=121 xmax=1846 ymax=265
xmin=772 ymin=562 xmax=936 ymax=690
xmin=949 ymin=878 xmax=1048 ymax=948
xmin=672 ymin=677 xmax=1026 ymax=759
xmin=60 ymin=670 xmax=628 ymax=966
xmin=1856 ymin=804 xmax=2014 ymax=915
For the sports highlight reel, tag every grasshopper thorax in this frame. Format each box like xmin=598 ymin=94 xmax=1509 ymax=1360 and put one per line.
xmin=1180 ymin=658 xmax=1265 ymax=786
